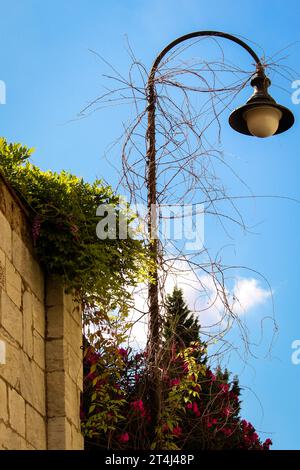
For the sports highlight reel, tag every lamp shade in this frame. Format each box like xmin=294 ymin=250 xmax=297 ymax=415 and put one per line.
xmin=229 ymin=70 xmax=294 ymax=137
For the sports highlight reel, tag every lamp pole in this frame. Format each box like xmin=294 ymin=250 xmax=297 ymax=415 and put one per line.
xmin=145 ymin=31 xmax=294 ymax=431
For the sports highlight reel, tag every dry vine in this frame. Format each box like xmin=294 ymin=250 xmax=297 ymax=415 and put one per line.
xmin=79 ymin=34 xmax=298 ymax=384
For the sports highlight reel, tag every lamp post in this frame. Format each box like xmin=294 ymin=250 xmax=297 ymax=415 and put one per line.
xmin=145 ymin=31 xmax=294 ymax=429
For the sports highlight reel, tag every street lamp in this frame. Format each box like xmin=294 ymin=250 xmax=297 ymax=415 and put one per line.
xmin=145 ymin=30 xmax=294 ymax=428
xmin=229 ymin=66 xmax=294 ymax=137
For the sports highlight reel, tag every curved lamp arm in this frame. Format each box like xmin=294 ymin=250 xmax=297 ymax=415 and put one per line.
xmin=148 ymin=30 xmax=262 ymax=85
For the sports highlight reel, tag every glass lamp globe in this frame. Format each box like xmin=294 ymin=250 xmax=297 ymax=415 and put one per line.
xmin=243 ymin=106 xmax=283 ymax=138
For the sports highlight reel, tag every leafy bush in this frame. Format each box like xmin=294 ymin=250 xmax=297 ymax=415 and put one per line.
xmin=81 ymin=337 xmax=272 ymax=450
xmin=0 ymin=138 xmax=149 ymax=309
xmin=81 ymin=288 xmax=272 ymax=451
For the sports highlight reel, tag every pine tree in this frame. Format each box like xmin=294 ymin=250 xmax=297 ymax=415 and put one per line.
xmin=163 ymin=287 xmax=200 ymax=348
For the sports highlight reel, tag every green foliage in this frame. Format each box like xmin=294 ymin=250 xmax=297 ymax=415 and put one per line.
xmin=82 ymin=299 xmax=272 ymax=450
xmin=164 ymin=287 xmax=201 ymax=348
xmin=82 ymin=332 xmax=272 ymax=450
xmin=0 ymin=138 xmax=149 ymax=309
xmin=81 ymin=317 xmax=150 ymax=449
xmin=81 ymin=335 xmax=128 ymax=442
xmin=153 ymin=344 xmax=206 ymax=450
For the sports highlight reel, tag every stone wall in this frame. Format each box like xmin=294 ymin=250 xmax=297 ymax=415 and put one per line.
xmin=0 ymin=174 xmax=83 ymax=450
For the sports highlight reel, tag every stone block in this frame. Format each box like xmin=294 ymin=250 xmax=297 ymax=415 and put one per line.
xmin=0 ymin=248 xmax=5 ymax=288
xmin=0 ymin=181 xmax=15 ymax=227
xmin=0 ymin=290 xmax=23 ymax=346
xmin=46 ymin=305 xmax=64 ymax=339
xmin=0 ymin=332 xmax=21 ymax=391
xmin=33 ymin=331 xmax=45 ymax=370
xmin=71 ymin=424 xmax=84 ymax=450
xmin=68 ymin=343 xmax=83 ymax=391
xmin=0 ymin=421 xmax=22 ymax=449
xmin=65 ymin=375 xmax=81 ymax=429
xmin=0 ymin=377 xmax=8 ymax=423
xmin=21 ymin=440 xmax=35 ymax=450
xmin=46 ymin=338 xmax=66 ymax=372
xmin=0 ymin=211 xmax=12 ymax=260
xmin=65 ymin=419 xmax=73 ymax=450
xmin=25 ymin=404 xmax=46 ymax=449
xmin=8 ymin=387 xmax=25 ymax=437
xmin=69 ymin=304 xmax=82 ymax=329
xmin=47 ymin=417 xmax=82 ymax=450
xmin=32 ymin=294 xmax=45 ymax=338
xmin=12 ymin=231 xmax=44 ymax=301
xmin=46 ymin=278 xmax=64 ymax=308
xmin=23 ymin=290 xmax=33 ymax=358
xmin=66 ymin=311 xmax=82 ymax=357
xmin=47 ymin=417 xmax=69 ymax=450
xmin=46 ymin=370 xmax=65 ymax=417
xmin=20 ymin=353 xmax=46 ymax=416
xmin=5 ymin=258 xmax=22 ymax=308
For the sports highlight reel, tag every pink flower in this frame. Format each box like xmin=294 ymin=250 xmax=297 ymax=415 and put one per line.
xmin=172 ymin=426 xmax=182 ymax=437
xmin=118 ymin=432 xmax=129 ymax=443
xmin=192 ymin=402 xmax=200 ymax=417
xmin=162 ymin=424 xmax=169 ymax=433
xmin=207 ymin=417 xmax=218 ymax=428
xmin=219 ymin=383 xmax=229 ymax=393
xmin=170 ymin=378 xmax=180 ymax=387
xmin=95 ymin=378 xmax=107 ymax=390
xmin=250 ymin=432 xmax=259 ymax=442
xmin=85 ymin=349 xmax=99 ymax=365
xmin=85 ymin=371 xmax=97 ymax=382
xmin=222 ymin=427 xmax=232 ymax=437
xmin=206 ymin=370 xmax=216 ymax=382
xmin=118 ymin=348 xmax=128 ymax=358
xmin=130 ymin=399 xmax=148 ymax=418
xmin=263 ymin=438 xmax=272 ymax=449
xmin=186 ymin=402 xmax=193 ymax=410
xmin=223 ymin=406 xmax=231 ymax=417
xmin=247 ymin=422 xmax=255 ymax=432
xmin=32 ymin=216 xmax=41 ymax=245
xmin=131 ymin=399 xmax=144 ymax=412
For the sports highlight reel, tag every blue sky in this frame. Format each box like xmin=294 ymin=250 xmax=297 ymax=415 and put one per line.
xmin=0 ymin=0 xmax=300 ymax=449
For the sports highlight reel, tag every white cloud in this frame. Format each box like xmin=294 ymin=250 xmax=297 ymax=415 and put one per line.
xmin=128 ymin=259 xmax=272 ymax=348
xmin=232 ymin=277 xmax=272 ymax=315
